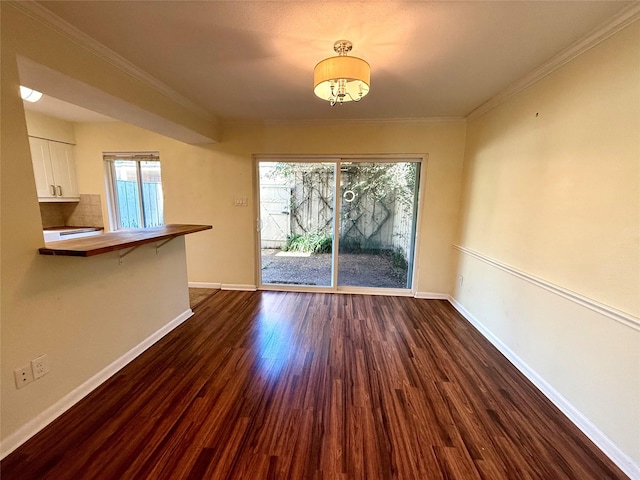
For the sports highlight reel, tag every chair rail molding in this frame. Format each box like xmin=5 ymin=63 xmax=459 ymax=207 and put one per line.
xmin=453 ymin=245 xmax=640 ymax=332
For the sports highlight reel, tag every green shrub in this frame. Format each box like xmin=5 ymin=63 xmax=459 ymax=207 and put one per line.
xmin=283 ymin=232 xmax=332 ymax=253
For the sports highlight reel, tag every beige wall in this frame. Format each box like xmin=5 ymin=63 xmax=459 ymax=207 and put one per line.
xmin=1 ymin=4 xmax=194 ymax=454
xmin=453 ymin=21 xmax=639 ymax=469
xmin=25 ymin=110 xmax=76 ymax=144
xmin=73 ymin=120 xmax=467 ymax=292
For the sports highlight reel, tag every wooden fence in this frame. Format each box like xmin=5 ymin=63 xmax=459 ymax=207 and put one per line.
xmin=116 ymin=180 xmax=163 ymax=229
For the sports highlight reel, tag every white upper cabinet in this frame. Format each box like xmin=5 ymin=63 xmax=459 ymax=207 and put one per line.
xmin=48 ymin=140 xmax=79 ymax=199
xmin=29 ymin=137 xmax=79 ymax=202
xmin=29 ymin=137 xmax=55 ymax=199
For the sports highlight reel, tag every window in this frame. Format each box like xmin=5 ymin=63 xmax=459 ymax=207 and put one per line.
xmin=104 ymin=152 xmax=164 ymax=230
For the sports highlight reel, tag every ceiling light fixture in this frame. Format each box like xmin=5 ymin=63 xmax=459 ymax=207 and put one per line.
xmin=20 ymin=86 xmax=43 ymax=103
xmin=314 ymin=40 xmax=370 ymax=106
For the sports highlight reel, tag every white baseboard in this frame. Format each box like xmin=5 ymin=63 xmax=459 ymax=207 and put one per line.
xmin=0 ymin=308 xmax=194 ymax=460
xmin=221 ymin=284 xmax=257 ymax=291
xmin=258 ymin=285 xmax=414 ymax=296
xmin=188 ymin=282 xmax=222 ymax=289
xmin=340 ymin=287 xmax=413 ymax=297
xmin=447 ymin=295 xmax=640 ymax=480
xmin=189 ymin=282 xmax=259 ymax=292
xmin=414 ymin=291 xmax=449 ymax=300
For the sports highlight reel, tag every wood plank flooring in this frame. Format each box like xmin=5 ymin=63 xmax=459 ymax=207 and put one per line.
xmin=189 ymin=288 xmax=218 ymax=309
xmin=1 ymin=291 xmax=627 ymax=479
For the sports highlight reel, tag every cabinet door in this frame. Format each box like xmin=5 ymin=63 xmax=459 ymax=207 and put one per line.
xmin=49 ymin=141 xmax=79 ymax=199
xmin=28 ymin=137 xmax=56 ymax=199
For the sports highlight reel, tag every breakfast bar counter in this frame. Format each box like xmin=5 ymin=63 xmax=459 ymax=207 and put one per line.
xmin=39 ymin=224 xmax=211 ymax=257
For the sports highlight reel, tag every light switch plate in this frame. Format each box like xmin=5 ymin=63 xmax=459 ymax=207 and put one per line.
xmin=234 ymin=196 xmax=248 ymax=207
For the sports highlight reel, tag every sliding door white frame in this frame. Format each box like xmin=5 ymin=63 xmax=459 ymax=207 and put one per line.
xmin=253 ymin=154 xmax=428 ymax=296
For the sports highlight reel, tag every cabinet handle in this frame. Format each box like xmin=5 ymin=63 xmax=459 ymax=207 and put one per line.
xmin=50 ymin=185 xmax=56 ymax=196
xmin=57 ymin=185 xmax=63 ymax=196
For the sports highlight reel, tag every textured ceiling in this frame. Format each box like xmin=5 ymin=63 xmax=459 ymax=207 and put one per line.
xmin=37 ymin=1 xmax=631 ymax=123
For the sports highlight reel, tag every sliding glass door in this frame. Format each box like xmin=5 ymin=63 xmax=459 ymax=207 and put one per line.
xmin=337 ymin=161 xmax=419 ymax=288
xmin=258 ymin=157 xmax=421 ymax=292
xmin=259 ymin=161 xmax=335 ymax=287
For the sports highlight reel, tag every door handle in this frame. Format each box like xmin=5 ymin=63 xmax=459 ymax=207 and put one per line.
xmin=57 ymin=185 xmax=63 ymax=196
xmin=50 ymin=185 xmax=56 ymax=196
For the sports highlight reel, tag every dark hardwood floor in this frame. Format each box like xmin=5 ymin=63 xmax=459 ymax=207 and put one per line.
xmin=188 ymin=287 xmax=218 ymax=309
xmin=2 ymin=291 xmax=627 ymax=479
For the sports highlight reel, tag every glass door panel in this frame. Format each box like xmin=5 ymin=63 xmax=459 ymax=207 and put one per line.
xmin=337 ymin=162 xmax=420 ymax=289
xmin=259 ymin=162 xmax=335 ymax=287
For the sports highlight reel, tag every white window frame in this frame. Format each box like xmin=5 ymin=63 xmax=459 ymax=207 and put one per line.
xmin=103 ymin=151 xmax=163 ymax=231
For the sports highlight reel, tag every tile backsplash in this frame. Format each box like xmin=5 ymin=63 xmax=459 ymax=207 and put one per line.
xmin=39 ymin=194 xmax=104 ymax=229
xmin=39 ymin=203 xmax=65 ymax=228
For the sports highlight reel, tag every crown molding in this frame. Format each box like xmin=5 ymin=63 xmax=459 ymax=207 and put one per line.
xmin=13 ymin=1 xmax=217 ymax=124
xmin=222 ymin=116 xmax=466 ymax=128
xmin=467 ymin=3 xmax=640 ymax=121
xmin=270 ymin=116 xmax=467 ymax=126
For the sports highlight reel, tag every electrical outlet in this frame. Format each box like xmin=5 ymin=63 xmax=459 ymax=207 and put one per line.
xmin=14 ymin=365 xmax=34 ymax=389
xmin=457 ymin=275 xmax=464 ymax=287
xmin=31 ymin=354 xmax=50 ymax=379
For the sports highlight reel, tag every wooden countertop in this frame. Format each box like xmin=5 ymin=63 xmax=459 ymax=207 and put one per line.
xmin=39 ymin=224 xmax=212 ymax=257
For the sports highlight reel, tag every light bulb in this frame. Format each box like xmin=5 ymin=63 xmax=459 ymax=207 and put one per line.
xmin=20 ymin=86 xmax=43 ymax=103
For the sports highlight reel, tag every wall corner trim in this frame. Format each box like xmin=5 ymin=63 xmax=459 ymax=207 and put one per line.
xmin=0 ymin=308 xmax=194 ymax=460
xmin=447 ymin=295 xmax=640 ymax=479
